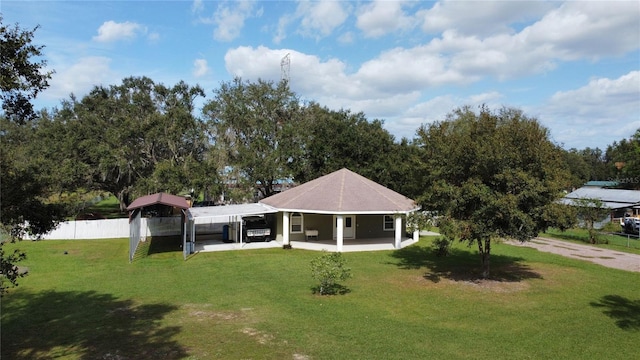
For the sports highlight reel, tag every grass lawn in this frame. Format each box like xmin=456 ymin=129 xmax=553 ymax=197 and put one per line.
xmin=2 ymin=236 xmax=639 ymax=359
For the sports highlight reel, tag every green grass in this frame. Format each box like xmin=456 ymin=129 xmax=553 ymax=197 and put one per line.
xmin=543 ymin=227 xmax=640 ymax=254
xmin=2 ymin=237 xmax=639 ymax=359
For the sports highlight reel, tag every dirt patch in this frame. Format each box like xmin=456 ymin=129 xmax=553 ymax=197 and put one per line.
xmin=241 ymin=327 xmax=275 ymax=345
xmin=183 ymin=303 xmax=247 ymax=322
xmin=450 ymin=278 xmax=530 ymax=293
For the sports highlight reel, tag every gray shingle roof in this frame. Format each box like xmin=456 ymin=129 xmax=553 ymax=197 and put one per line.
xmin=260 ymin=168 xmax=419 ymax=214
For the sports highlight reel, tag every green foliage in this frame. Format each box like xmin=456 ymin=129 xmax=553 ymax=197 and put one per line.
xmin=51 ymin=77 xmax=212 ymax=210
xmin=607 ymin=129 xmax=640 ymax=189
xmin=0 ymin=17 xmax=53 ymax=122
xmin=0 ymin=18 xmax=62 ymax=293
xmin=203 ymin=78 xmax=304 ymax=199
xmin=292 ymin=103 xmax=398 ymax=187
xmin=405 ymin=211 xmax=433 ymax=233
xmin=570 ymin=198 xmax=611 ymax=244
xmin=0 ymin=240 xmax=27 ymax=295
xmin=310 ymin=252 xmax=352 ymax=295
xmin=432 ymin=236 xmax=452 ymax=257
xmin=417 ymin=106 xmax=572 ymax=277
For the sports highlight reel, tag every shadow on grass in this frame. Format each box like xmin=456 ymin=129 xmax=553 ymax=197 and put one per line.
xmin=590 ymin=295 xmax=640 ymax=331
xmin=390 ymin=244 xmax=542 ymax=283
xmin=1 ymin=290 xmax=186 ymax=359
xmin=132 ymin=236 xmax=183 ymax=260
xmin=311 ymin=284 xmax=351 ymax=296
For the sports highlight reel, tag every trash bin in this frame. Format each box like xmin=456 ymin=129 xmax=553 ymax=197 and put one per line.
xmin=223 ymin=225 xmax=229 ymax=242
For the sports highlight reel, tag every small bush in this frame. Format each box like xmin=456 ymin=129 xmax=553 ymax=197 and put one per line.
xmin=310 ymin=252 xmax=352 ymax=295
xmin=432 ymin=236 xmax=452 ymax=257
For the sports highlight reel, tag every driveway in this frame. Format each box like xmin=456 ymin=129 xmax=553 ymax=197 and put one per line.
xmin=506 ymin=237 xmax=640 ymax=273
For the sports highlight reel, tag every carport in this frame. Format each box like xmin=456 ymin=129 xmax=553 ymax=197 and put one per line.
xmin=185 ymin=203 xmax=278 ymax=256
xmin=127 ymin=192 xmax=190 ymax=262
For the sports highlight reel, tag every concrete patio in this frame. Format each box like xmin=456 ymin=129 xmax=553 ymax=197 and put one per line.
xmin=193 ymin=237 xmax=421 ymax=253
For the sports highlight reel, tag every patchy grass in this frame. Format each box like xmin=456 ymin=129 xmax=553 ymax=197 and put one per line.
xmin=2 ymin=237 xmax=639 ymax=359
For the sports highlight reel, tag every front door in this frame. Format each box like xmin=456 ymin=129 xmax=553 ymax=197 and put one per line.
xmin=333 ymin=215 xmax=355 ymax=239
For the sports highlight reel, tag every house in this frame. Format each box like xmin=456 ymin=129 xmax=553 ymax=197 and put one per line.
xmin=259 ymin=168 xmax=421 ymax=252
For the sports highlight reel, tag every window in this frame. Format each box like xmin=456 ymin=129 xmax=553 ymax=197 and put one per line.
xmin=291 ymin=212 xmax=303 ymax=233
xmin=383 ymin=215 xmax=394 ymax=231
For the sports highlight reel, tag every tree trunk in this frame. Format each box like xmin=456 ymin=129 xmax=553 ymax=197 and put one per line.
xmin=477 ymin=238 xmax=491 ymax=278
xmin=117 ymin=191 xmax=130 ymax=213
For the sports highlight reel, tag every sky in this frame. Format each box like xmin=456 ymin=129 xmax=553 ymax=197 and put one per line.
xmin=3 ymin=0 xmax=639 ymax=150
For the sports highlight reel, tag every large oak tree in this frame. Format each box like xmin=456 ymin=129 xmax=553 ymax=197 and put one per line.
xmin=0 ymin=18 xmax=60 ymax=294
xmin=202 ymin=78 xmax=304 ymax=199
xmin=54 ymin=77 xmax=214 ymax=211
xmin=417 ymin=106 xmax=572 ymax=278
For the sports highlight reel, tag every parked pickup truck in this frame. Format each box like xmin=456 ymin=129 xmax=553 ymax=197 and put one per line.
xmin=242 ymin=216 xmax=272 ymax=242
xmin=621 ymin=216 xmax=640 ymax=234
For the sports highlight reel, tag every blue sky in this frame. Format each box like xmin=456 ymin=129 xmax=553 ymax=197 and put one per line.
xmin=3 ymin=0 xmax=639 ymax=149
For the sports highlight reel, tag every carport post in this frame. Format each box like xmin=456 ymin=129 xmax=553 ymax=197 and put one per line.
xmin=183 ymin=218 xmax=188 ymax=260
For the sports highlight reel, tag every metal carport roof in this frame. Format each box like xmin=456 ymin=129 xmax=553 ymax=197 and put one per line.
xmin=187 ymin=203 xmax=278 ymax=221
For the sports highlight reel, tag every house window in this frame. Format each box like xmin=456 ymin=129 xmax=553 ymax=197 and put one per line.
xmin=291 ymin=212 xmax=303 ymax=233
xmin=383 ymin=215 xmax=395 ymax=231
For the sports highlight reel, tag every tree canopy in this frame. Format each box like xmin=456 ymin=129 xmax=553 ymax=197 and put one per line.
xmin=0 ymin=17 xmax=59 ymax=295
xmin=52 ymin=76 xmax=214 ymax=211
xmin=292 ymin=103 xmax=398 ymax=186
xmin=0 ymin=18 xmax=53 ymax=123
xmin=202 ymin=78 xmax=304 ymax=199
xmin=416 ymin=106 xmax=572 ymax=278
xmin=607 ymin=129 xmax=640 ymax=189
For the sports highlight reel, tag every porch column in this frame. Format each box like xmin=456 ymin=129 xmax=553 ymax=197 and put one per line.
xmin=283 ymin=212 xmax=290 ymax=245
xmin=394 ymin=215 xmax=402 ymax=249
xmin=336 ymin=215 xmax=344 ymax=252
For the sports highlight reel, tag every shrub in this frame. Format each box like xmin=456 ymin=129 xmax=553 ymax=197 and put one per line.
xmin=310 ymin=252 xmax=352 ymax=295
xmin=432 ymin=236 xmax=452 ymax=257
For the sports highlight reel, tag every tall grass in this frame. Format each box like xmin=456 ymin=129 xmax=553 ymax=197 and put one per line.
xmin=2 ymin=237 xmax=639 ymax=359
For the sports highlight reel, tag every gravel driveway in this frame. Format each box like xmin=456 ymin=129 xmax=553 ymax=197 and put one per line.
xmin=506 ymin=237 xmax=640 ymax=273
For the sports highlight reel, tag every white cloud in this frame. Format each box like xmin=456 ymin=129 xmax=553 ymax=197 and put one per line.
xmin=191 ymin=0 xmax=204 ymax=13
xmin=273 ymin=15 xmax=292 ymax=44
xmin=419 ymin=0 xmax=552 ymax=37
xmin=519 ymin=1 xmax=640 ymax=60
xmin=541 ymin=71 xmax=640 ymax=148
xmin=45 ymin=56 xmax=117 ymax=101
xmin=92 ymin=21 xmax=144 ymax=42
xmin=193 ymin=58 xmax=210 ymax=78
xmin=356 ymin=0 xmax=415 ymax=38
xmin=212 ymin=1 xmax=258 ymax=42
xmin=337 ymin=31 xmax=354 ymax=45
xmin=296 ymin=0 xmax=349 ymax=39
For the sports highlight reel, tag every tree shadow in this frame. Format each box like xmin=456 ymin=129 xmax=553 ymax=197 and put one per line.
xmin=389 ymin=244 xmax=542 ymax=283
xmin=1 ymin=290 xmax=187 ymax=359
xmin=134 ymin=235 xmax=182 ymax=260
xmin=311 ymin=284 xmax=351 ymax=296
xmin=590 ymin=295 xmax=640 ymax=331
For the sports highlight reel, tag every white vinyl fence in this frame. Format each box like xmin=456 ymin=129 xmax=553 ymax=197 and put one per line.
xmin=25 ymin=216 xmax=228 ymax=240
